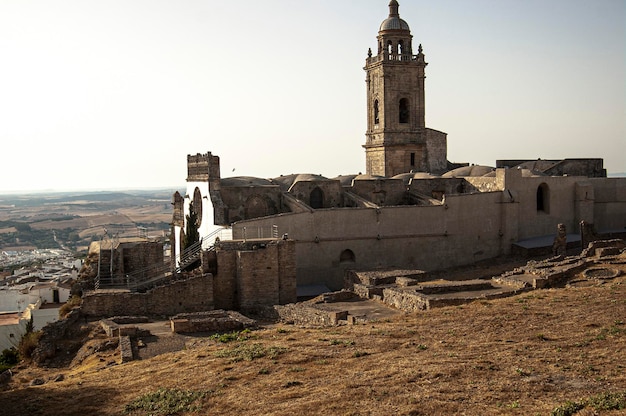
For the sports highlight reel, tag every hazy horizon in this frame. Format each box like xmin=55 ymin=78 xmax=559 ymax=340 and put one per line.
xmin=1 ymin=0 xmax=624 ymax=193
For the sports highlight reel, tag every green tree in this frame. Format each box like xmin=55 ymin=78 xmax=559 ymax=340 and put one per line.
xmin=183 ymin=202 xmax=200 ymax=250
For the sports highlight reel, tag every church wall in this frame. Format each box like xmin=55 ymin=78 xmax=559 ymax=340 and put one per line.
xmin=425 ymin=128 xmax=448 ymax=174
xmin=511 ymin=176 xmax=582 ymax=240
xmin=232 ymin=192 xmax=509 ymax=290
xmin=589 ymin=178 xmax=626 ymax=231
xmin=288 ymin=180 xmax=343 ymax=208
xmin=219 ymin=186 xmax=283 ymax=223
xmin=184 ymin=180 xmax=221 ymax=241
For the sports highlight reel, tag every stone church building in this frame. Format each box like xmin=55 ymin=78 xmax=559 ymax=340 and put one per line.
xmin=171 ymin=1 xmax=625 ymax=293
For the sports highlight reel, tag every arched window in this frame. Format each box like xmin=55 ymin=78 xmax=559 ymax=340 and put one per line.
xmin=340 ymin=249 xmax=356 ymax=264
xmin=179 ymin=228 xmax=185 ymax=257
xmin=537 ymin=183 xmax=550 ymax=213
xmin=193 ymin=187 xmax=203 ymax=227
xmin=374 ymin=100 xmax=380 ymax=124
xmin=398 ymin=40 xmax=404 ymax=55
xmin=310 ymin=187 xmax=324 ymax=209
xmin=387 ymin=40 xmax=393 ymax=55
xmin=399 ymin=98 xmax=409 ymax=123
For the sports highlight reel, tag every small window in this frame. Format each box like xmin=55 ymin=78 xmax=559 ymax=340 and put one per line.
xmin=399 ymin=98 xmax=409 ymax=123
xmin=387 ymin=40 xmax=393 ymax=55
xmin=374 ymin=100 xmax=380 ymax=125
xmin=537 ymin=183 xmax=550 ymax=213
xmin=340 ymin=249 xmax=356 ymax=263
xmin=410 ymin=152 xmax=415 ymax=166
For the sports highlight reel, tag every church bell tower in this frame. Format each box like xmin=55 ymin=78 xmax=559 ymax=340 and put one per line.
xmin=364 ymin=1 xmax=445 ymax=177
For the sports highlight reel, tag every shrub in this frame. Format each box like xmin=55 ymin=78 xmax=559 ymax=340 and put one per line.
xmin=0 ymin=348 xmax=19 ymax=372
xmin=124 ymin=388 xmax=209 ymax=415
xmin=59 ymin=295 xmax=82 ymax=318
xmin=0 ymin=348 xmax=19 ymax=366
xmin=18 ymin=331 xmax=42 ymax=361
xmin=551 ymin=391 xmax=626 ymax=416
xmin=210 ymin=329 xmax=251 ymax=343
xmin=214 ymin=343 xmax=286 ymax=362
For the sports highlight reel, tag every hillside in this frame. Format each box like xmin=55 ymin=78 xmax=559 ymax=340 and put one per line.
xmin=2 ymin=271 xmax=625 ymax=415
xmin=0 ymin=189 xmax=179 ymax=253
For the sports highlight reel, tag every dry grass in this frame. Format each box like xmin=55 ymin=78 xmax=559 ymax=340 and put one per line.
xmin=2 ymin=273 xmax=625 ymax=416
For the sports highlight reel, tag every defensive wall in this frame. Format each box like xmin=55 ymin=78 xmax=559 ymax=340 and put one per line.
xmin=230 ymin=169 xmax=625 ymax=290
xmin=82 ymin=238 xmax=296 ymax=318
xmin=82 ymin=274 xmax=214 ymax=318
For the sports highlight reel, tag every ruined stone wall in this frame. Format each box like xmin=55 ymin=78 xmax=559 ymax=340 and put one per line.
xmin=187 ymin=153 xmax=211 ymax=182
xmin=543 ymin=159 xmax=606 ymax=178
xmin=81 ymin=274 xmax=214 ymax=318
xmin=278 ymin=240 xmax=297 ymax=304
xmin=273 ymin=303 xmax=336 ymax=327
xmin=589 ymin=178 xmax=626 ymax=232
xmin=210 ymin=240 xmax=296 ymax=310
xmin=212 ymin=249 xmax=237 ymax=310
xmin=464 ymin=177 xmax=503 ymax=193
xmin=237 ymin=246 xmax=280 ymax=310
xmin=382 ymin=287 xmax=429 ymax=312
xmin=172 ymin=192 xmax=184 ymax=227
xmin=122 ymin=242 xmax=163 ymax=276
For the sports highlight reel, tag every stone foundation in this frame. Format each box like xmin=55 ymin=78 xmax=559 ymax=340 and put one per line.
xmin=170 ymin=310 xmax=256 ymax=334
xmin=82 ymin=274 xmax=214 ymax=318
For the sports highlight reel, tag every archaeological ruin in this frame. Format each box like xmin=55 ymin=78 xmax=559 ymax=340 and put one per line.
xmin=171 ymin=1 xmax=624 ymax=296
xmin=80 ymin=1 xmax=624 ymax=329
xmin=24 ymin=2 xmax=623 ymax=368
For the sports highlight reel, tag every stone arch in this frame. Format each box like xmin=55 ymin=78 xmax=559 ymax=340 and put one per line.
xmin=245 ymin=195 xmax=269 ymax=219
xmin=399 ymin=98 xmax=409 ymax=123
xmin=179 ymin=228 xmax=185 ymax=258
xmin=193 ymin=187 xmax=203 ymax=227
xmin=310 ymin=187 xmax=324 ymax=209
xmin=340 ymin=249 xmax=356 ymax=264
xmin=537 ymin=183 xmax=550 ymax=213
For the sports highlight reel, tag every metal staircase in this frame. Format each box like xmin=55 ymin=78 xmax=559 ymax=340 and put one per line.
xmin=94 ymin=227 xmax=226 ymax=292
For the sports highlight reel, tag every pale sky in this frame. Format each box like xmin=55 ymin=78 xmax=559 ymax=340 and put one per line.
xmin=1 ymin=0 xmax=624 ymax=192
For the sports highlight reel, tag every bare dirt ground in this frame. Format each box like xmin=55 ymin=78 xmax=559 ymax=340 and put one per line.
xmin=2 ymin=264 xmax=625 ymax=416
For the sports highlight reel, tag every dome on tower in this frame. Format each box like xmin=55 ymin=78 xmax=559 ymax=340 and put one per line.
xmin=379 ymin=0 xmax=410 ymax=32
